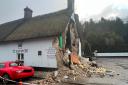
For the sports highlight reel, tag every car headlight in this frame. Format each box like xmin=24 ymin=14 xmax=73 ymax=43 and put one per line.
xmin=16 ymin=70 xmax=23 ymax=73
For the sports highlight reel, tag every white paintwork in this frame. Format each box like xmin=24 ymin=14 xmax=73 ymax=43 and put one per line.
xmin=97 ymin=53 xmax=128 ymax=56
xmin=0 ymin=38 xmax=57 ymax=68
xmin=78 ymin=38 xmax=81 ymax=57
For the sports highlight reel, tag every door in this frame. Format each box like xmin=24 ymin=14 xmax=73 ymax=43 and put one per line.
xmin=17 ymin=53 xmax=24 ymax=65
xmin=0 ymin=63 xmax=5 ymax=76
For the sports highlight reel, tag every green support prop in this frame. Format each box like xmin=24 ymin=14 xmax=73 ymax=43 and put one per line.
xmin=59 ymin=33 xmax=63 ymax=48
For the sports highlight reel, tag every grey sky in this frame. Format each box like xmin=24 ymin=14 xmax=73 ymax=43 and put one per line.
xmin=75 ymin=0 xmax=128 ymax=21
xmin=88 ymin=5 xmax=128 ymax=21
xmin=0 ymin=0 xmax=67 ymax=24
xmin=0 ymin=0 xmax=128 ymax=24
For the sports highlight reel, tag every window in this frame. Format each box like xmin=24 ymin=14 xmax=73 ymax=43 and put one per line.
xmin=21 ymin=53 xmax=24 ymax=60
xmin=18 ymin=53 xmax=20 ymax=60
xmin=38 ymin=51 xmax=42 ymax=56
xmin=18 ymin=42 xmax=22 ymax=49
xmin=0 ymin=63 xmax=5 ymax=68
xmin=18 ymin=44 xmax=22 ymax=47
xmin=10 ymin=62 xmax=18 ymax=67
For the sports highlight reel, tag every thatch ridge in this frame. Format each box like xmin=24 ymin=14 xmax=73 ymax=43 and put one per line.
xmin=0 ymin=9 xmax=71 ymax=41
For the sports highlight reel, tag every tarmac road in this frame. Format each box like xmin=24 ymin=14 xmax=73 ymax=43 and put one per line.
xmin=94 ymin=57 xmax=128 ymax=85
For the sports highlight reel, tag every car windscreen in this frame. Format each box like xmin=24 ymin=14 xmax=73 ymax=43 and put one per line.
xmin=10 ymin=62 xmax=18 ymax=67
xmin=0 ymin=63 xmax=5 ymax=68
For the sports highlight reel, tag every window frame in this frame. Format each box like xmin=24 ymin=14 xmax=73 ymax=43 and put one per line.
xmin=38 ymin=51 xmax=42 ymax=56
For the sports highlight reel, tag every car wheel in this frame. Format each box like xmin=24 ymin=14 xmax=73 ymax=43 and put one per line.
xmin=2 ymin=73 xmax=10 ymax=83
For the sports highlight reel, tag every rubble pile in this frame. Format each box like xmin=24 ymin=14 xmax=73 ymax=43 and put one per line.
xmin=34 ymin=50 xmax=107 ymax=85
xmin=30 ymin=49 xmax=108 ymax=85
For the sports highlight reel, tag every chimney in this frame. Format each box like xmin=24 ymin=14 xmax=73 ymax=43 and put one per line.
xmin=24 ymin=7 xmax=33 ymax=19
xmin=67 ymin=0 xmax=74 ymax=12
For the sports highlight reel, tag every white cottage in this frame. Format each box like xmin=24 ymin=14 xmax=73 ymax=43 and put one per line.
xmin=0 ymin=0 xmax=81 ymax=68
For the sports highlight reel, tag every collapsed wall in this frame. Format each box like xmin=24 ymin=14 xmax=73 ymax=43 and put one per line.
xmin=35 ymin=37 xmax=106 ymax=85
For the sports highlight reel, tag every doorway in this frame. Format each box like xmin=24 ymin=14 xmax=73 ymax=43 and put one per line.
xmin=17 ymin=53 xmax=24 ymax=65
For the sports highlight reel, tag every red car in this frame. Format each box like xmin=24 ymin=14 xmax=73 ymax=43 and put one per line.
xmin=0 ymin=61 xmax=34 ymax=80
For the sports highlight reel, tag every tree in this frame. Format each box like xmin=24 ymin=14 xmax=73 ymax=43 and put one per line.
xmin=81 ymin=17 xmax=128 ymax=52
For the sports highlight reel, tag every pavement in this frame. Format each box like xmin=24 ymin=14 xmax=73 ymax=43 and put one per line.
xmin=91 ymin=58 xmax=128 ymax=85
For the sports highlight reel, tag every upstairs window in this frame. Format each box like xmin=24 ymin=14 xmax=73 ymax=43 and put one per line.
xmin=18 ymin=42 xmax=22 ymax=49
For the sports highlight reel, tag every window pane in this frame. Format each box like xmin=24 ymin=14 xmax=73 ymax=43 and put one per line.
xmin=10 ymin=62 xmax=18 ymax=67
xmin=18 ymin=53 xmax=20 ymax=60
xmin=18 ymin=42 xmax=22 ymax=47
xmin=21 ymin=54 xmax=24 ymax=60
xmin=0 ymin=64 xmax=5 ymax=68
xmin=10 ymin=63 xmax=18 ymax=67
xmin=38 ymin=51 xmax=42 ymax=56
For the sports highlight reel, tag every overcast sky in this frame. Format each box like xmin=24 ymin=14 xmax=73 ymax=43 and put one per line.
xmin=0 ymin=0 xmax=128 ymax=24
xmin=76 ymin=0 xmax=128 ymax=21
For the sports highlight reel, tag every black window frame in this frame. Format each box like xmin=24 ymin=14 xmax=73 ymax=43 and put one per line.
xmin=38 ymin=51 xmax=42 ymax=56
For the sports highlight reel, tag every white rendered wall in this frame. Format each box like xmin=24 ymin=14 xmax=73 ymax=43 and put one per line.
xmin=78 ymin=38 xmax=81 ymax=57
xmin=97 ymin=53 xmax=128 ymax=57
xmin=0 ymin=43 xmax=17 ymax=62
xmin=0 ymin=38 xmax=57 ymax=68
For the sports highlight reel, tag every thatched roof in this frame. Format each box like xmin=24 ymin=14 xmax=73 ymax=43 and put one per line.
xmin=0 ymin=19 xmax=23 ymax=41
xmin=0 ymin=9 xmax=71 ymax=42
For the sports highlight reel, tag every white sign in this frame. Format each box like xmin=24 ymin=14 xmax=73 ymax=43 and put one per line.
xmin=13 ymin=49 xmax=28 ymax=53
xmin=46 ymin=47 xmax=56 ymax=59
